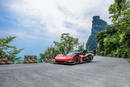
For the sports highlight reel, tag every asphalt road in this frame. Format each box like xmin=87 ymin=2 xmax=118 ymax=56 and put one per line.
xmin=0 ymin=56 xmax=130 ymax=87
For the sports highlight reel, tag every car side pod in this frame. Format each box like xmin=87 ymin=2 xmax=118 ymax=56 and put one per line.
xmin=79 ymin=58 xmax=83 ymax=64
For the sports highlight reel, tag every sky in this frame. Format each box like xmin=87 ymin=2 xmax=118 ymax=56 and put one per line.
xmin=0 ymin=0 xmax=114 ymax=59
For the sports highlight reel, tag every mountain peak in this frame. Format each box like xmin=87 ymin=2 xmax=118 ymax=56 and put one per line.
xmin=93 ymin=16 xmax=100 ymax=20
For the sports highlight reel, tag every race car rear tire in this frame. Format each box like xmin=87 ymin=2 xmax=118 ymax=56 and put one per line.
xmin=86 ymin=55 xmax=93 ymax=63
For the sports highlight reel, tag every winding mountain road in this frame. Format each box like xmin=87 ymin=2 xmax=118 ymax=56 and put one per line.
xmin=0 ymin=56 xmax=130 ymax=87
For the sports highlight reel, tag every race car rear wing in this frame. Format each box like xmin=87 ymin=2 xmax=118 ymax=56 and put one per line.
xmin=74 ymin=50 xmax=88 ymax=55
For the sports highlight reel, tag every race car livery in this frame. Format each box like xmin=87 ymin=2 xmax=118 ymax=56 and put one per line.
xmin=54 ymin=50 xmax=94 ymax=64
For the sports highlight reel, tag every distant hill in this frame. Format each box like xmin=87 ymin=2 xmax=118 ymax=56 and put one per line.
xmin=86 ymin=16 xmax=107 ymax=51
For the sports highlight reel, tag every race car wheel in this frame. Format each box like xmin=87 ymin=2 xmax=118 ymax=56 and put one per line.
xmin=87 ymin=55 xmax=93 ymax=62
xmin=74 ymin=56 xmax=79 ymax=64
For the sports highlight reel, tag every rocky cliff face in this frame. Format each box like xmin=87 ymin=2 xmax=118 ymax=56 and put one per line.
xmin=86 ymin=16 xmax=107 ymax=51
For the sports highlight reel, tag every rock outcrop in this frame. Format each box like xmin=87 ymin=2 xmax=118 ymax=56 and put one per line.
xmin=86 ymin=16 xmax=107 ymax=51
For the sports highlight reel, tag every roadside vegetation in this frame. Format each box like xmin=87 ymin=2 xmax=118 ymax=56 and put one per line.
xmin=96 ymin=0 xmax=130 ymax=58
xmin=39 ymin=33 xmax=84 ymax=62
xmin=0 ymin=36 xmax=24 ymax=64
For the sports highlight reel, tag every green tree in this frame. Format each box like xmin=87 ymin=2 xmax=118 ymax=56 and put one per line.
xmin=0 ymin=36 xmax=24 ymax=63
xmin=0 ymin=36 xmax=16 ymax=55
xmin=53 ymin=33 xmax=79 ymax=55
xmin=7 ymin=47 xmax=24 ymax=63
xmin=96 ymin=0 xmax=130 ymax=58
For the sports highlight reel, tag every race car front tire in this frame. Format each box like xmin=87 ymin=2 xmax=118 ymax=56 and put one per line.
xmin=73 ymin=56 xmax=79 ymax=64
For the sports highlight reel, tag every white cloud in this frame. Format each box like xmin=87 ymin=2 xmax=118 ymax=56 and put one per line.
xmin=4 ymin=0 xmax=114 ymax=42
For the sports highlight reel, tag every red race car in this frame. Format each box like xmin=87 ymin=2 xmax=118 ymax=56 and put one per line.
xmin=54 ymin=50 xmax=94 ymax=64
